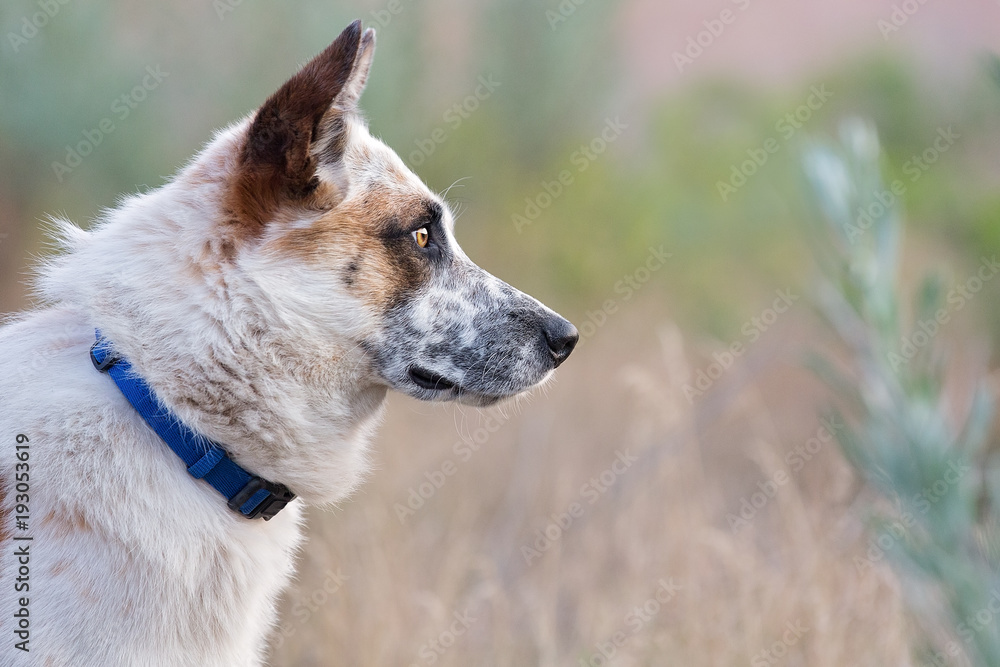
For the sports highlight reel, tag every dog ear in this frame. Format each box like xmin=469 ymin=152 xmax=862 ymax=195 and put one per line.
xmin=231 ymin=21 xmax=374 ymax=232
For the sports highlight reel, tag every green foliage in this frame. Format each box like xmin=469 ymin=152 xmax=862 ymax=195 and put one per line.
xmin=803 ymin=119 xmax=1000 ymax=665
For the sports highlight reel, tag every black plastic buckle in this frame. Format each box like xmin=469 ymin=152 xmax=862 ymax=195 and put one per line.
xmin=90 ymin=339 xmax=120 ymax=373
xmin=228 ymin=476 xmax=296 ymax=521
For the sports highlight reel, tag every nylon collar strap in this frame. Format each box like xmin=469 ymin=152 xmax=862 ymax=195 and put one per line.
xmin=89 ymin=331 xmax=295 ymax=520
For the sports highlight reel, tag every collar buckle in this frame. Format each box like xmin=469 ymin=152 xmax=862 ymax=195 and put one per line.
xmin=228 ymin=476 xmax=297 ymax=521
xmin=90 ymin=338 xmax=120 ymax=372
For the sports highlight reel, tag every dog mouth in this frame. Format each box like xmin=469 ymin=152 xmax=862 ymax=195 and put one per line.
xmin=405 ymin=366 xmax=509 ymax=407
xmin=407 ymin=366 xmax=456 ymax=392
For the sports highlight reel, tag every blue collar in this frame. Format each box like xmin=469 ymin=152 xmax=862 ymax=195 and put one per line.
xmin=90 ymin=331 xmax=295 ymax=520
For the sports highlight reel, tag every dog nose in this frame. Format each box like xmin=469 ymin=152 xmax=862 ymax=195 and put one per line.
xmin=543 ymin=316 xmax=579 ymax=367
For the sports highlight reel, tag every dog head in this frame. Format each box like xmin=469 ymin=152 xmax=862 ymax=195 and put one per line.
xmin=223 ymin=21 xmax=577 ymax=407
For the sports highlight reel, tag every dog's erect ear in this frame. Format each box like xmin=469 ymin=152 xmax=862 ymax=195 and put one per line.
xmin=230 ymin=21 xmax=375 ymax=232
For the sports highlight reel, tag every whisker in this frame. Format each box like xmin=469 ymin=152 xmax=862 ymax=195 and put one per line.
xmin=439 ymin=176 xmax=471 ymax=202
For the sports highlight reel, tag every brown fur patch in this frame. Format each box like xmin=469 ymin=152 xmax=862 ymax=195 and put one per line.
xmin=40 ymin=507 xmax=92 ymax=539
xmin=273 ymin=185 xmax=436 ymax=307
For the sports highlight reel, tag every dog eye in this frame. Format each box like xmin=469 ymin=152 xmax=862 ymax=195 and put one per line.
xmin=412 ymin=227 xmax=430 ymax=248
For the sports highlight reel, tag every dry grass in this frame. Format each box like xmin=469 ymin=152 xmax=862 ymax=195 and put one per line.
xmin=269 ymin=303 xmax=915 ymax=666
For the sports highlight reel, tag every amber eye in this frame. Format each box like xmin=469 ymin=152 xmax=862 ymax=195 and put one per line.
xmin=412 ymin=227 xmax=429 ymax=248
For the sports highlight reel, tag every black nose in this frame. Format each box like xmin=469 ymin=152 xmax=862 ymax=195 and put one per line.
xmin=543 ymin=316 xmax=579 ymax=368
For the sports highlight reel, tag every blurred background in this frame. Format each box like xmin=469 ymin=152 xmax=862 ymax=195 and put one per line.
xmin=3 ymin=1 xmax=1000 ymax=665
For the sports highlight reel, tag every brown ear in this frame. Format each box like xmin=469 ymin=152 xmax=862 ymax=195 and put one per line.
xmin=231 ymin=21 xmax=372 ymax=233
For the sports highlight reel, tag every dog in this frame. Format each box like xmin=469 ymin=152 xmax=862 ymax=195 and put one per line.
xmin=0 ymin=21 xmax=577 ymax=666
